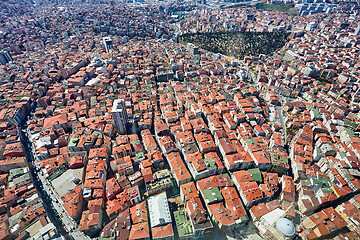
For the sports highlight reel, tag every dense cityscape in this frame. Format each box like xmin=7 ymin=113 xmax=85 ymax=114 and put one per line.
xmin=0 ymin=0 xmax=360 ymax=240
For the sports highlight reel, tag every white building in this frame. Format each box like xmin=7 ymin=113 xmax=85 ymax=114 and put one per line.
xmin=103 ymin=37 xmax=113 ymax=53
xmin=148 ymin=192 xmax=172 ymax=227
xmin=255 ymin=208 xmax=296 ymax=240
xmin=111 ymin=99 xmax=128 ymax=134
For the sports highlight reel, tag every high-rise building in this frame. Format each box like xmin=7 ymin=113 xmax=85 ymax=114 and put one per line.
xmin=111 ymin=99 xmax=128 ymax=134
xmin=187 ymin=43 xmax=199 ymax=55
xmin=0 ymin=51 xmax=12 ymax=65
xmin=103 ymin=37 xmax=113 ymax=53
xmin=355 ymin=24 xmax=360 ymax=35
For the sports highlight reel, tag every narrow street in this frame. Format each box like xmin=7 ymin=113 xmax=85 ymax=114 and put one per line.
xmin=20 ymin=114 xmax=89 ymax=240
xmin=19 ymin=125 xmax=70 ymax=239
xmin=276 ymin=106 xmax=287 ymax=140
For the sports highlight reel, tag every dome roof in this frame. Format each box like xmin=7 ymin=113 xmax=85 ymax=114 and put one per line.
xmin=276 ymin=218 xmax=295 ymax=237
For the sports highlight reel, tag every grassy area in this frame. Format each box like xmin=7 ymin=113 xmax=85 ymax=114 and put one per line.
xmin=48 ymin=168 xmax=66 ymax=181
xmin=255 ymin=3 xmax=298 ymax=15
xmin=287 ymin=127 xmax=298 ymax=138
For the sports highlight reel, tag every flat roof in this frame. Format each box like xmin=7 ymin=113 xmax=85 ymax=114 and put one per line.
xmin=148 ymin=192 xmax=172 ymax=227
xmin=51 ymin=168 xmax=83 ymax=198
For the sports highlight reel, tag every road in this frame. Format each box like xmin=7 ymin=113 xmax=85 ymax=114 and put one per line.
xmin=276 ymin=106 xmax=287 ymax=139
xmin=243 ymin=64 xmax=287 ymax=140
xmin=38 ymin=168 xmax=88 ymax=240
xmin=29 ymin=131 xmax=90 ymax=240
xmin=21 ymin=126 xmax=89 ymax=240
xmin=19 ymin=126 xmax=69 ymax=239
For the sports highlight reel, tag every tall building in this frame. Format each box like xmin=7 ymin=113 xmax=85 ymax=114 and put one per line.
xmin=187 ymin=43 xmax=199 ymax=55
xmin=355 ymin=24 xmax=360 ymax=35
xmin=103 ymin=37 xmax=113 ymax=53
xmin=0 ymin=51 xmax=12 ymax=65
xmin=112 ymin=99 xmax=128 ymax=134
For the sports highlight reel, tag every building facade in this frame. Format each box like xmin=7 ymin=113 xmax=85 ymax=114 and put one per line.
xmin=112 ymin=99 xmax=128 ymax=134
